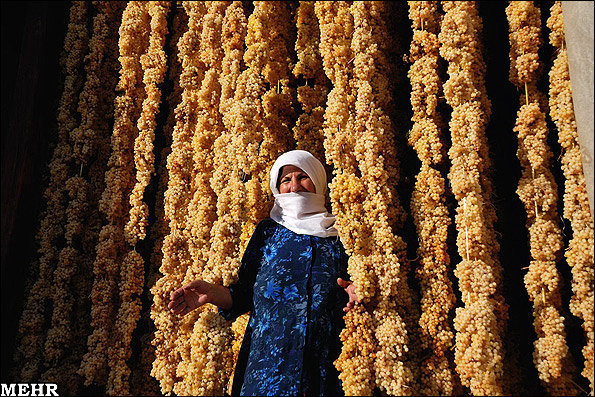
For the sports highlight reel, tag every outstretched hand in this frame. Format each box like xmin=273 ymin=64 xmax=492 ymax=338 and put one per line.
xmin=337 ymin=278 xmax=360 ymax=312
xmin=168 ymin=280 xmax=211 ymax=316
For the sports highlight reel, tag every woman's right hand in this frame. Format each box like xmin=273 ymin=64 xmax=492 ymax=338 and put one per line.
xmin=168 ymin=280 xmax=212 ymax=316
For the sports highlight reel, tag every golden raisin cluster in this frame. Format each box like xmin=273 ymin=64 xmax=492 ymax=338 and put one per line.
xmin=507 ymin=3 xmax=575 ymax=394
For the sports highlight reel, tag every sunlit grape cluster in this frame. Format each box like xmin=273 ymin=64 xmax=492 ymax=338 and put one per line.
xmin=407 ymin=3 xmax=458 ymax=394
xmin=234 ymin=1 xmax=296 ymax=250
xmin=80 ymin=0 xmax=151 ymax=388
xmin=316 ymin=3 xmax=377 ymax=394
xmin=317 ymin=2 xmax=421 ymax=395
xmin=150 ymin=2 xmax=208 ymax=393
xmin=292 ymin=1 xmax=329 ymax=163
xmin=207 ymin=2 xmax=252 ymax=389
xmin=507 ymin=3 xmax=575 ymax=394
xmin=106 ymin=3 xmax=170 ymax=395
xmin=173 ymin=3 xmax=235 ymax=395
xmin=133 ymin=6 xmax=189 ymax=396
xmin=547 ymin=2 xmax=595 ymax=394
xmin=183 ymin=310 xmax=234 ymax=396
xmin=439 ymin=2 xmax=509 ymax=394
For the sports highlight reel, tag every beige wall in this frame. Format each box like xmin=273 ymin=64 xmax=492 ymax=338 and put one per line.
xmin=562 ymin=1 xmax=594 ymax=217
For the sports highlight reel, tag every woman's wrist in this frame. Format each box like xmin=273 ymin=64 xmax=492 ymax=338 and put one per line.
xmin=209 ymin=283 xmax=232 ymax=311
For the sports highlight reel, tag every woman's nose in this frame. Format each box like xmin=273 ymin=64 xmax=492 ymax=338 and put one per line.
xmin=290 ymin=178 xmax=301 ymax=192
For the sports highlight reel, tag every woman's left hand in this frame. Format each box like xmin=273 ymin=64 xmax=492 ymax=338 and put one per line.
xmin=337 ymin=278 xmax=360 ymax=312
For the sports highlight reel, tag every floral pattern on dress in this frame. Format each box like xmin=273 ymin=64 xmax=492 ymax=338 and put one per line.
xmin=220 ymin=218 xmax=349 ymax=396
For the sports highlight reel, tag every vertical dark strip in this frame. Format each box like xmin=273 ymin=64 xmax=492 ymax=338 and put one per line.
xmin=1 ymin=1 xmax=70 ymax=382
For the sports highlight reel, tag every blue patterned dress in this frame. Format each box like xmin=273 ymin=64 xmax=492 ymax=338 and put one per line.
xmin=219 ymin=218 xmax=349 ymax=396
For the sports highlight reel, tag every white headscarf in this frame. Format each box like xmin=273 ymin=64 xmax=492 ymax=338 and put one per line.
xmin=269 ymin=150 xmax=338 ymax=238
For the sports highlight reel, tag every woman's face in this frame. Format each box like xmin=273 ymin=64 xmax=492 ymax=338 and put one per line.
xmin=278 ymin=165 xmax=316 ymax=194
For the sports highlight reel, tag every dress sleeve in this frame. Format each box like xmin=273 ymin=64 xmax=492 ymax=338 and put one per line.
xmin=218 ymin=219 xmax=269 ymax=322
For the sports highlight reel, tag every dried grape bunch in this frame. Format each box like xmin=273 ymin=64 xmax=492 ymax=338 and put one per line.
xmin=132 ymin=6 xmax=189 ymax=396
xmin=42 ymin=4 xmax=126 ymax=392
xmin=68 ymin=3 xmax=126 ymax=394
xmin=150 ymin=2 xmax=208 ymax=394
xmin=79 ymin=0 xmax=150 ymax=387
xmin=13 ymin=0 xmax=90 ymax=384
xmin=351 ymin=2 xmax=420 ymax=394
xmin=439 ymin=2 xmax=509 ymax=394
xmin=292 ymin=0 xmax=330 ymax=163
xmin=107 ymin=249 xmax=145 ymax=395
xmin=182 ymin=310 xmax=234 ymax=396
xmin=235 ymin=1 xmax=296 ymax=250
xmin=316 ymin=3 xmax=376 ymax=394
xmin=208 ymin=0 xmax=248 ymax=288
xmin=318 ymin=2 xmax=421 ymax=394
xmin=227 ymin=312 xmax=250 ymax=395
xmin=186 ymin=1 xmax=228 ymax=286
xmin=171 ymin=2 xmax=235 ymax=395
xmin=105 ymin=2 xmax=170 ymax=395
xmin=407 ymin=3 xmax=458 ymax=395
xmin=547 ymin=2 xmax=594 ymax=393
xmin=43 ymin=176 xmax=87 ymax=371
xmin=125 ymin=1 xmax=170 ymax=245
xmin=506 ymin=2 xmax=576 ymax=394
xmin=207 ymin=3 xmax=252 ymax=392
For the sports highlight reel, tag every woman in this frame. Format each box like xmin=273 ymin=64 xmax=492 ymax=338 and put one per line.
xmin=168 ymin=150 xmax=359 ymax=396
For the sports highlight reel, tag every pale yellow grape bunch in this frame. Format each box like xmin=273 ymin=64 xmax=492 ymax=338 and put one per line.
xmin=316 ymin=2 xmax=377 ymax=394
xmin=439 ymin=2 xmax=509 ymax=394
xmin=239 ymin=0 xmax=296 ymax=249
xmin=174 ymin=2 xmax=234 ymax=395
xmin=162 ymin=1 xmax=207 ymax=233
xmin=223 ymin=0 xmax=269 ymax=252
xmin=134 ymin=7 xmax=188 ymax=396
xmin=184 ymin=0 xmax=227 ymax=284
xmin=179 ymin=305 xmax=234 ymax=396
xmin=188 ymin=1 xmax=230 ymax=286
xmin=147 ymin=1 xmax=188 ymax=300
xmin=548 ymin=2 xmax=595 ymax=393
xmin=292 ymin=0 xmax=330 ymax=162
xmin=208 ymin=1 xmax=249 ymax=290
xmin=13 ymin=1 xmax=89 ymax=384
xmin=407 ymin=2 xmax=458 ymax=394
xmin=351 ymin=1 xmax=406 ymax=258
xmin=150 ymin=2 xmax=207 ymax=394
xmin=514 ymin=102 xmax=575 ymax=393
xmin=107 ymin=2 xmax=170 ymax=395
xmin=125 ymin=1 xmax=170 ymax=246
xmin=79 ymin=1 xmax=151 ymax=388
xmin=335 ymin=305 xmax=376 ymax=396
xmin=208 ymin=3 xmax=252 ymax=391
xmin=316 ymin=1 xmax=373 ymax=296
xmin=506 ymin=2 xmax=575 ymax=394
xmin=351 ymin=2 xmax=418 ymax=394
xmin=507 ymin=1 xmax=541 ymax=87
xmin=187 ymin=310 xmax=234 ymax=396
